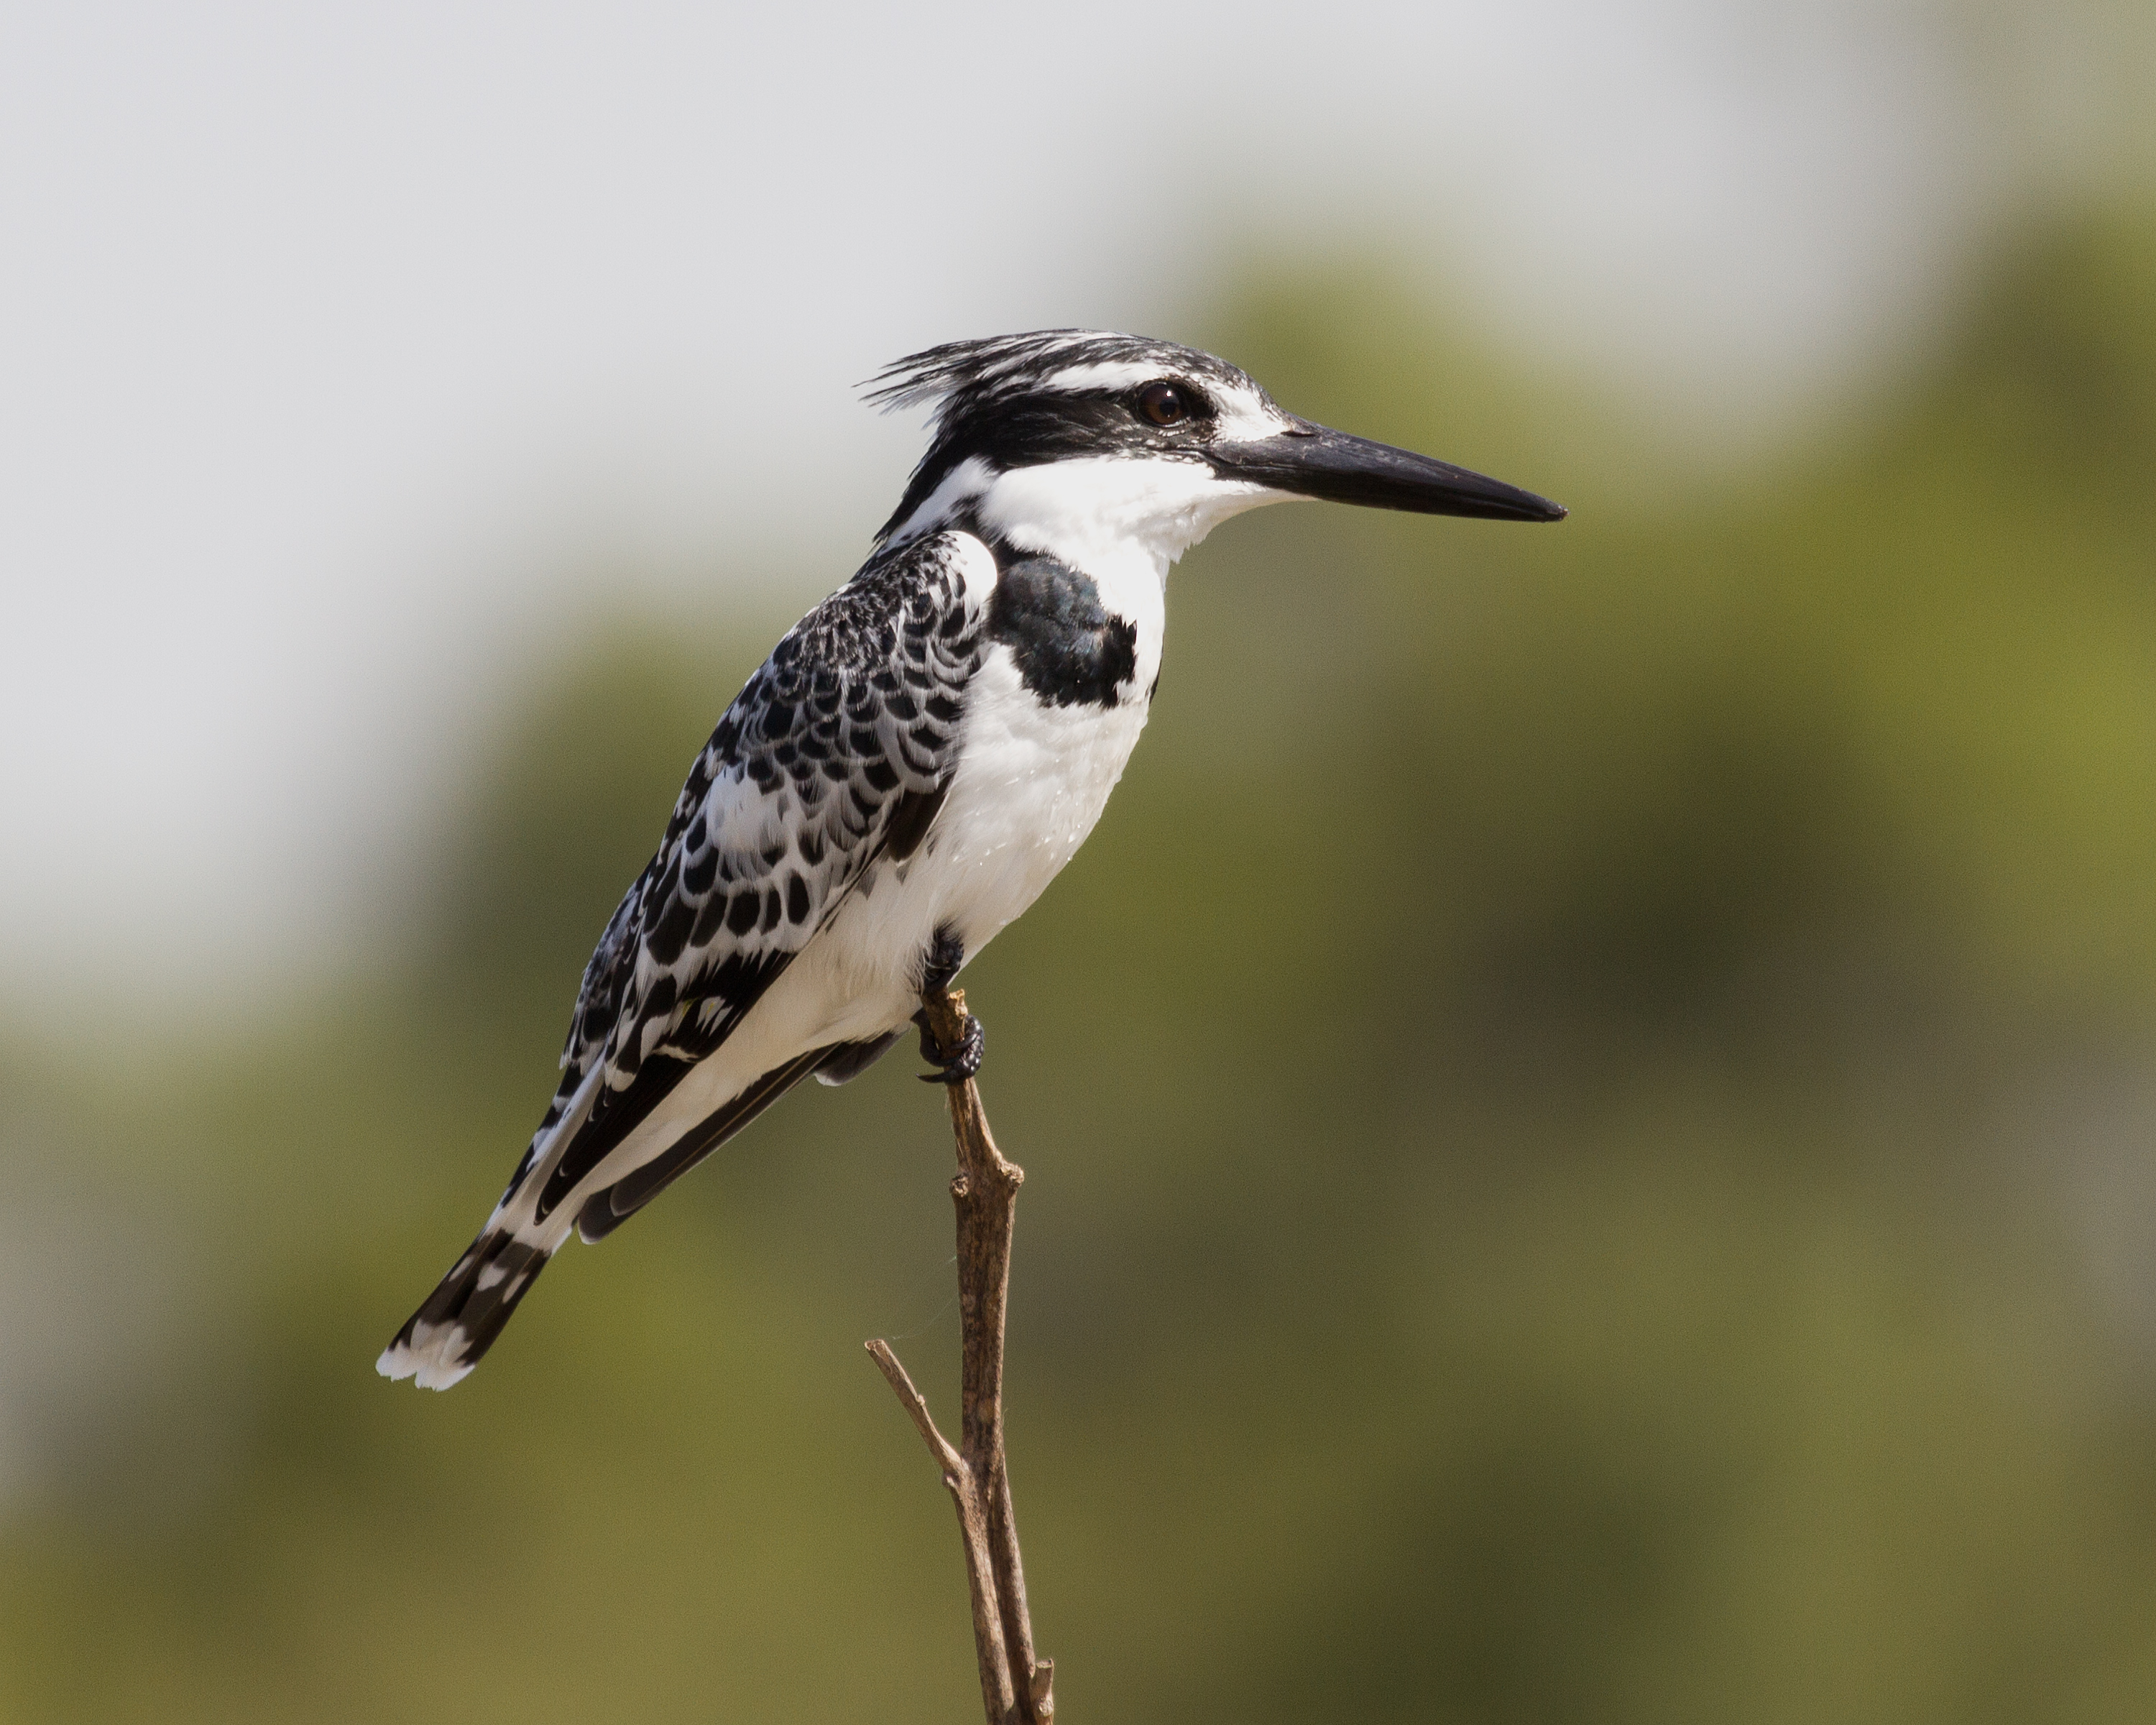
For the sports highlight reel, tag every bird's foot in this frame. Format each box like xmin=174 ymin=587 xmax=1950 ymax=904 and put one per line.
xmin=918 ymin=925 xmax=966 ymax=998
xmin=915 ymin=1006 xmax=985 ymax=1085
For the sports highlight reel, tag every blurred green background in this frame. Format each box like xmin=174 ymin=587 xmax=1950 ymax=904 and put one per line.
xmin=7 ymin=198 xmax=2156 ymax=1723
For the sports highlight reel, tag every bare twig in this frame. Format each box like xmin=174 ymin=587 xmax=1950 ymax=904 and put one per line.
xmin=868 ymin=986 xmax=1054 ymax=1725
xmin=866 ymin=1338 xmax=1015 ymax=1724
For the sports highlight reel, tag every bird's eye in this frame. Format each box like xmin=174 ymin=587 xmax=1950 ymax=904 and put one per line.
xmin=1138 ymin=382 xmax=1189 ymax=427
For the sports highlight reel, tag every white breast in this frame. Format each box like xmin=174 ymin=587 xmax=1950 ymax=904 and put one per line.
xmin=819 ymin=642 xmax=1151 ymax=985
xmin=934 ymin=642 xmax=1153 ymax=946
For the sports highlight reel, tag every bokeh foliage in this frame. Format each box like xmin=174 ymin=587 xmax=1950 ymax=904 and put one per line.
xmin=6 ymin=201 xmax=2156 ymax=1723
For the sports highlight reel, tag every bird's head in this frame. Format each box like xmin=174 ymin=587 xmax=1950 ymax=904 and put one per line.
xmin=867 ymin=330 xmax=1563 ymax=571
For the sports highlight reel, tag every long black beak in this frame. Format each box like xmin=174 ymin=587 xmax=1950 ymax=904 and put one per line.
xmin=1209 ymin=421 xmax=1566 ymax=523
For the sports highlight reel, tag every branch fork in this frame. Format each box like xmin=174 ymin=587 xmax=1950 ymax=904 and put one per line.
xmin=868 ymin=987 xmax=1054 ymax=1725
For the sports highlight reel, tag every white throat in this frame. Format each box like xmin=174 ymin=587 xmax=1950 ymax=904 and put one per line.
xmin=977 ymin=456 xmax=1286 ymax=581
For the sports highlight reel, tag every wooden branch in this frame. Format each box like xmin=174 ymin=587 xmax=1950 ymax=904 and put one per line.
xmin=869 ymin=986 xmax=1054 ymax=1725
xmin=866 ymin=1338 xmax=1015 ymax=1725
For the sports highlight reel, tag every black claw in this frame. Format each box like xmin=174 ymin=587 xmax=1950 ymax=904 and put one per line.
xmin=915 ymin=1008 xmax=985 ymax=1085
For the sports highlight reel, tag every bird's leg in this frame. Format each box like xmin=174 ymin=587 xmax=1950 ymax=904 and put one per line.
xmin=918 ymin=924 xmax=966 ymax=996
xmin=916 ymin=925 xmax=985 ymax=1084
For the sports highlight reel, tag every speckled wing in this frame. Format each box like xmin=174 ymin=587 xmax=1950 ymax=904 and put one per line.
xmin=512 ymin=532 xmax=989 ymax=1225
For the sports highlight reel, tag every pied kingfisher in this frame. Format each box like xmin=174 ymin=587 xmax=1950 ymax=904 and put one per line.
xmin=379 ymin=331 xmax=1564 ymax=1389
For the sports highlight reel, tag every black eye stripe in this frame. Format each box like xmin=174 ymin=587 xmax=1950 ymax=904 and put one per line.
xmin=877 ymin=378 xmax=1235 ymax=534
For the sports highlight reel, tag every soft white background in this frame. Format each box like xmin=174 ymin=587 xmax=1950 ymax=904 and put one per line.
xmin=0 ymin=0 xmax=2138 ymax=1025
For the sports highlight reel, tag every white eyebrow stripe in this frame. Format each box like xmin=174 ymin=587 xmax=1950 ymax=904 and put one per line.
xmin=1038 ymin=360 xmax=1168 ymax=395
xmin=1039 ymin=364 xmax=1296 ymax=445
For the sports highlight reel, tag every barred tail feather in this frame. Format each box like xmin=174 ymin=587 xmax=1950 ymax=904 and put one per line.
xmin=378 ymin=1068 xmax=602 ymax=1390
xmin=375 ymin=1223 xmax=568 ymax=1390
xmin=377 ymin=1042 xmax=862 ymax=1386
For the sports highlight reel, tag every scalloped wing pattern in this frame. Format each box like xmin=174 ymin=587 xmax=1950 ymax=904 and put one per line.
xmin=494 ymin=533 xmax=988 ymax=1220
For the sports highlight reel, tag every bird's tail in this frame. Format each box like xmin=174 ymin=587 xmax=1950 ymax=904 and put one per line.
xmin=375 ymin=1219 xmax=570 ymax=1390
xmin=379 ymin=1072 xmax=600 ymax=1390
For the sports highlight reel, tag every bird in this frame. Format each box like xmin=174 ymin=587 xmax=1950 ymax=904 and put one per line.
xmin=378 ymin=329 xmax=1564 ymax=1389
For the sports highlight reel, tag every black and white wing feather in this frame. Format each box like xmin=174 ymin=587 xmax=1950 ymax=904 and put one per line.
xmin=379 ymin=531 xmax=987 ymax=1387
xmin=529 ymin=531 xmax=985 ymax=1217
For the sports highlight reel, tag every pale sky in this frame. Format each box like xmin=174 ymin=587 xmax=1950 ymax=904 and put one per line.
xmin=0 ymin=0 xmax=2132 ymax=1026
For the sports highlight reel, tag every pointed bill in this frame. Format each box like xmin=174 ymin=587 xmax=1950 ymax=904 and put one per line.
xmin=1207 ymin=421 xmax=1566 ymax=523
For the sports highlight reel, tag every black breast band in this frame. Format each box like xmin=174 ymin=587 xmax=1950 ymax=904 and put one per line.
xmin=985 ymin=554 xmax=1139 ymax=708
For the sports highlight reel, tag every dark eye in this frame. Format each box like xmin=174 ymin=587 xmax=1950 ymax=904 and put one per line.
xmin=1138 ymin=382 xmax=1189 ymax=426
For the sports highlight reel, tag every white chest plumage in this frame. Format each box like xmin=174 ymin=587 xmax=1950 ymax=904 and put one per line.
xmin=808 ymin=530 xmax=1161 ymax=1008
xmin=923 ymin=632 xmax=1154 ymax=947
xmin=929 ymin=523 xmax=1162 ymax=945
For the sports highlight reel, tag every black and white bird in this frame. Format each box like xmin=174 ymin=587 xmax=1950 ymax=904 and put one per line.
xmin=379 ymin=331 xmax=1563 ymax=1389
